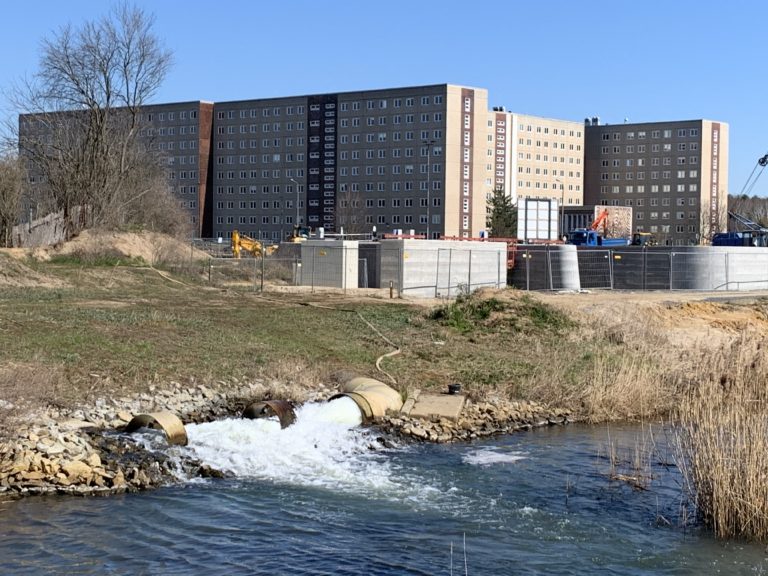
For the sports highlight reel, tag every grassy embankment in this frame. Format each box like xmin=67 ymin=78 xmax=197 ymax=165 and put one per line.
xmin=0 ymin=250 xmax=677 ymax=425
xmin=3 ymin=249 xmax=768 ymax=541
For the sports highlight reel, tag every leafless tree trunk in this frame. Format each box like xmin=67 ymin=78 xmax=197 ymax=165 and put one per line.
xmin=7 ymin=4 xmax=172 ymax=239
xmin=335 ymin=188 xmax=369 ymax=235
xmin=0 ymin=154 xmax=23 ymax=247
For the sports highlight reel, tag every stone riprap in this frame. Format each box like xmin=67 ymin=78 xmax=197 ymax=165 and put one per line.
xmin=0 ymin=380 xmax=570 ymax=500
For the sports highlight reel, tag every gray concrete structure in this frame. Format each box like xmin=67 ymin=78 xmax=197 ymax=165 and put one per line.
xmin=512 ymin=245 xmax=768 ymax=291
xmin=299 ymin=240 xmax=359 ymax=289
xmin=379 ymin=239 xmax=506 ymax=298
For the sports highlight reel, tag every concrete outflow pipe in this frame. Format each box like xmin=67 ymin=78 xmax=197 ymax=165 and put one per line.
xmin=124 ymin=412 xmax=188 ymax=446
xmin=331 ymin=377 xmax=403 ymax=422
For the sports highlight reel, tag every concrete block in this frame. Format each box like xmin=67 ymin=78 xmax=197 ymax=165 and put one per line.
xmin=408 ymin=393 xmax=465 ymax=421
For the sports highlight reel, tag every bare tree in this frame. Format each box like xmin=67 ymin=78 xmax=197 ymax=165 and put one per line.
xmin=335 ymin=188 xmax=370 ymax=235
xmin=8 ymin=3 xmax=172 ymax=239
xmin=728 ymin=195 xmax=768 ymax=228
xmin=0 ymin=154 xmax=23 ymax=246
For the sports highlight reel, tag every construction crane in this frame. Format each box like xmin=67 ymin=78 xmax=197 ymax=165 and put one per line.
xmin=737 ymin=153 xmax=768 ymax=197
xmin=231 ymin=230 xmax=278 ymax=258
xmin=590 ymin=209 xmax=609 ymax=232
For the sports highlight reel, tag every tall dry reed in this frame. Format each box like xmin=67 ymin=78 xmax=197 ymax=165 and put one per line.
xmin=674 ymin=332 xmax=768 ymax=541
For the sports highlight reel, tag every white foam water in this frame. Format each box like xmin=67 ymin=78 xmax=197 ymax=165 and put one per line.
xmin=183 ymin=397 xmax=417 ymax=498
xmin=462 ymin=447 xmax=527 ymax=467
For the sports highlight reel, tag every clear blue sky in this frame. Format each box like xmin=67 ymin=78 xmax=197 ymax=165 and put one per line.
xmin=1 ymin=0 xmax=765 ymax=195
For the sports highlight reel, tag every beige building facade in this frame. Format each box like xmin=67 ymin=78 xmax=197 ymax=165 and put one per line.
xmin=486 ymin=110 xmax=585 ymax=208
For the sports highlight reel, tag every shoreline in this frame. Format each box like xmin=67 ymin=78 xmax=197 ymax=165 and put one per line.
xmin=0 ymin=379 xmax=572 ymax=501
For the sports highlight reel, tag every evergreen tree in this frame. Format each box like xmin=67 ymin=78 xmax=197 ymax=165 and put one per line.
xmin=487 ymin=187 xmax=517 ymax=238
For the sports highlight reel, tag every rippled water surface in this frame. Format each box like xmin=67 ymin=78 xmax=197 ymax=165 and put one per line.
xmin=1 ymin=412 xmax=766 ymax=575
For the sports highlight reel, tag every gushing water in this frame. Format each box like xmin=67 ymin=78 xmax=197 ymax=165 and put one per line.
xmin=184 ymin=397 xmax=416 ymax=497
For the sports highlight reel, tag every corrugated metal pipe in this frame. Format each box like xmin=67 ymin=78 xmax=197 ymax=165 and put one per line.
xmin=124 ymin=412 xmax=188 ymax=446
xmin=242 ymin=400 xmax=296 ymax=429
xmin=330 ymin=376 xmax=403 ymax=422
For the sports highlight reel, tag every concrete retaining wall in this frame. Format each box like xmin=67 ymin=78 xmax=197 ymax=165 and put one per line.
xmin=511 ymin=245 xmax=768 ymax=291
xmin=379 ymin=239 xmax=506 ymax=298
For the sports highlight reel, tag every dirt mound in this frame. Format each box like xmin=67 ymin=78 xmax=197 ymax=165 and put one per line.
xmin=51 ymin=230 xmax=209 ymax=264
xmin=0 ymin=253 xmax=68 ymax=288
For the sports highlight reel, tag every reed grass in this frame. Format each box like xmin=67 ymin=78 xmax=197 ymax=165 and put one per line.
xmin=673 ymin=332 xmax=768 ymax=541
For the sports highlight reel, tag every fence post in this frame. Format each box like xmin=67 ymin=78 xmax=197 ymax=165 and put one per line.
xmin=447 ymin=248 xmax=453 ymax=299
xmin=642 ymin=249 xmax=646 ymax=291
xmin=468 ymin=249 xmax=472 ymax=294
xmin=208 ymin=259 xmax=212 ymax=284
xmin=260 ymin=250 xmax=265 ymax=292
xmin=609 ymin=250 xmax=614 ymax=290
xmin=669 ymin=252 xmax=673 ymax=290
xmin=497 ymin=251 xmax=501 ymax=289
xmin=398 ymin=246 xmax=403 ymax=298
xmin=547 ymin=249 xmax=553 ymax=291
xmin=725 ymin=251 xmax=729 ymax=291
xmin=525 ymin=250 xmax=530 ymax=291
xmin=435 ymin=248 xmax=440 ymax=298
xmin=311 ymin=246 xmax=316 ymax=293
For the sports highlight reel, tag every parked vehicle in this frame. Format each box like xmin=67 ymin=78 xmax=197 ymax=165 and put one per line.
xmin=567 ymin=209 xmax=630 ymax=246
xmin=631 ymin=232 xmax=657 ymax=246
xmin=712 ymin=231 xmax=768 ymax=247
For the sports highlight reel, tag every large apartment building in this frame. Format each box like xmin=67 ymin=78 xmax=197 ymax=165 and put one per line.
xmin=209 ymin=84 xmax=489 ymax=241
xmin=139 ymin=101 xmax=213 ymax=233
xmin=584 ymin=119 xmax=729 ymax=245
xmin=488 ymin=109 xmax=585 ymax=207
xmin=19 ymin=85 xmax=731 ymax=245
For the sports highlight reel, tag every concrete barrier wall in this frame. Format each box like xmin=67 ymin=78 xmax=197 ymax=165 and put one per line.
xmin=379 ymin=239 xmax=506 ymax=298
xmin=299 ymin=241 xmax=359 ymax=289
xmin=511 ymin=245 xmax=768 ymax=292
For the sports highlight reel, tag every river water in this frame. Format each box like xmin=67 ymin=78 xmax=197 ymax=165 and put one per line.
xmin=1 ymin=399 xmax=766 ymax=575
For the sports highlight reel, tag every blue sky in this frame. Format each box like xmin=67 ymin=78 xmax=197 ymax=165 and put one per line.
xmin=1 ymin=0 xmax=764 ymax=195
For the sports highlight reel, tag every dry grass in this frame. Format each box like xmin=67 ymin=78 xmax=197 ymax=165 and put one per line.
xmin=674 ymin=332 xmax=768 ymax=541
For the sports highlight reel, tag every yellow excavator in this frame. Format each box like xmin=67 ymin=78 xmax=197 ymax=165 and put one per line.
xmin=231 ymin=230 xmax=278 ymax=258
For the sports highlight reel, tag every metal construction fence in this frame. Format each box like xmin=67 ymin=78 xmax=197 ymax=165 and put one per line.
xmin=192 ymin=242 xmax=506 ymax=297
xmin=511 ymin=246 xmax=768 ymax=291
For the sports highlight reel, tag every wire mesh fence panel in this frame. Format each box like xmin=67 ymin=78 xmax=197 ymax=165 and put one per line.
xmin=577 ymin=250 xmax=613 ymax=289
xmin=298 ymin=246 xmax=356 ymax=292
xmin=207 ymin=258 xmax=258 ymax=287
xmin=191 ymin=238 xmax=232 ymax=258
xmin=670 ymin=251 xmax=727 ymax=290
xmin=263 ymin=257 xmax=300 ymax=287
xmin=611 ymin=251 xmax=645 ymax=290
xmin=644 ymin=251 xmax=673 ymax=290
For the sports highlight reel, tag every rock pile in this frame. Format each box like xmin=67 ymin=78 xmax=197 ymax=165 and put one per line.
xmin=0 ymin=380 xmax=570 ymax=501
xmin=0 ymin=378 xmax=329 ymax=500
xmin=379 ymin=399 xmax=572 ymax=443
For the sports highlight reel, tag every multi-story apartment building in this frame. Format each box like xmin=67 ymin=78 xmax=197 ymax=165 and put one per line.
xmin=139 ymin=101 xmax=213 ymax=235
xmin=210 ymin=84 xmax=489 ymax=241
xmin=488 ymin=109 xmax=585 ymax=207
xmin=19 ymin=101 xmax=214 ymax=237
xmin=584 ymin=119 xmax=728 ymax=245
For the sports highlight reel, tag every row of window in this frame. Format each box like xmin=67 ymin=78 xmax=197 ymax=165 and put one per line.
xmin=516 ymin=152 xmax=582 ymax=164
xmin=601 ymin=144 xmax=699 ymax=154
xmin=215 ymin=213 xmax=442 ymax=226
xmin=601 ymin=156 xmax=698 ymax=167
xmin=518 ymin=125 xmax=582 ymax=138
xmin=600 ymin=185 xmax=699 ymax=196
xmin=600 ymin=169 xmax=700 ymax=181
xmin=600 ymin=128 xmax=700 ymax=140
xmin=518 ymin=139 xmax=582 ymax=151
xmin=517 ymin=181 xmax=582 ymax=191
xmin=216 ymin=106 xmax=306 ymax=120
xmin=339 ymin=95 xmax=443 ymax=112
xmin=339 ymin=113 xmax=443 ymax=127
xmin=143 ymin=110 xmax=198 ymax=122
